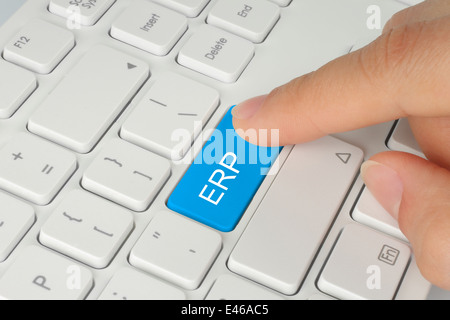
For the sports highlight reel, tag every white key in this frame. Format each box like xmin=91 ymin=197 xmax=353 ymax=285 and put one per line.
xmin=308 ymin=294 xmax=336 ymax=300
xmin=397 ymin=0 xmax=424 ymax=6
xmin=387 ymin=118 xmax=425 ymax=158
xmin=111 ymin=1 xmax=188 ymax=56
xmin=206 ymin=275 xmax=283 ymax=300
xmin=0 ymin=193 xmax=35 ymax=262
xmin=49 ymin=0 xmax=115 ymax=26
xmin=0 ymin=246 xmax=93 ymax=300
xmin=130 ymin=211 xmax=222 ymax=290
xmin=0 ymin=133 xmax=77 ymax=205
xmin=228 ymin=136 xmax=364 ymax=295
xmin=121 ymin=72 xmax=220 ymax=160
xmin=207 ymin=0 xmax=280 ymax=43
xmin=177 ymin=25 xmax=254 ymax=83
xmin=0 ymin=60 xmax=36 ymax=119
xmin=3 ymin=19 xmax=75 ymax=74
xmin=82 ymin=139 xmax=171 ymax=212
xmin=40 ymin=190 xmax=133 ymax=269
xmin=98 ymin=267 xmax=186 ymax=300
xmin=269 ymin=0 xmax=292 ymax=6
xmin=318 ymin=224 xmax=411 ymax=300
xmin=353 ymin=187 xmax=407 ymax=241
xmin=153 ymin=0 xmax=210 ymax=18
xmin=28 ymin=45 xmax=149 ymax=153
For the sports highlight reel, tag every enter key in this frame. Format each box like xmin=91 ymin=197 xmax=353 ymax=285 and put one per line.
xmin=167 ymin=107 xmax=282 ymax=232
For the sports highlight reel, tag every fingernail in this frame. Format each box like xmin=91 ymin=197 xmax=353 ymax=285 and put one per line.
xmin=360 ymin=160 xmax=404 ymax=220
xmin=232 ymin=95 xmax=267 ymax=120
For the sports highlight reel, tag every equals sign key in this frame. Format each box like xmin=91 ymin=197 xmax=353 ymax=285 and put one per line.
xmin=42 ymin=164 xmax=54 ymax=175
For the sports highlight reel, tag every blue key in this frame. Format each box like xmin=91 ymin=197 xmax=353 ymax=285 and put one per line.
xmin=168 ymin=107 xmax=282 ymax=232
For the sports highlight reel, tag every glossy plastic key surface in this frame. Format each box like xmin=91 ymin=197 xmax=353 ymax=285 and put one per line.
xmin=168 ymin=107 xmax=281 ymax=232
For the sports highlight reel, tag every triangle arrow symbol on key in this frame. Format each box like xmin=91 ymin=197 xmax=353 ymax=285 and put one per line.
xmin=336 ymin=153 xmax=352 ymax=164
xmin=127 ymin=63 xmax=137 ymax=70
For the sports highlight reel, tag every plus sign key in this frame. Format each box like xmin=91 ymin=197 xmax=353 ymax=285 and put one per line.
xmin=0 ymin=133 xmax=77 ymax=205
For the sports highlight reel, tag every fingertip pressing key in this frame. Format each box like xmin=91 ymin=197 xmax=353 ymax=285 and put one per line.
xmin=168 ymin=106 xmax=282 ymax=232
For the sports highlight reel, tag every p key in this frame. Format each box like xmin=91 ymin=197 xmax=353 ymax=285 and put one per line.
xmin=167 ymin=107 xmax=282 ymax=232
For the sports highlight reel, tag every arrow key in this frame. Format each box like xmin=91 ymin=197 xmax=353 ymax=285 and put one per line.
xmin=28 ymin=45 xmax=149 ymax=153
xmin=228 ymin=136 xmax=364 ymax=294
xmin=336 ymin=153 xmax=352 ymax=164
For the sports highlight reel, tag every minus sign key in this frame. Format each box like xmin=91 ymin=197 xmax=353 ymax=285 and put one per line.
xmin=121 ymin=72 xmax=220 ymax=160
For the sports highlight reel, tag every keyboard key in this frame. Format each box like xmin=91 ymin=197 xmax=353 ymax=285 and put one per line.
xmin=121 ymin=72 xmax=220 ymax=160
xmin=28 ymin=45 xmax=149 ymax=153
xmin=130 ymin=211 xmax=222 ymax=290
xmin=0 ymin=60 xmax=36 ymax=119
xmin=387 ymin=118 xmax=425 ymax=158
xmin=352 ymin=187 xmax=407 ymax=241
xmin=153 ymin=0 xmax=210 ymax=18
xmin=317 ymin=224 xmax=411 ymax=300
xmin=3 ymin=19 xmax=75 ymax=74
xmin=0 ymin=133 xmax=77 ymax=205
xmin=207 ymin=0 xmax=280 ymax=43
xmin=0 ymin=193 xmax=35 ymax=262
xmin=167 ymin=107 xmax=282 ymax=232
xmin=98 ymin=267 xmax=186 ymax=300
xmin=269 ymin=0 xmax=292 ymax=6
xmin=111 ymin=0 xmax=188 ymax=56
xmin=308 ymin=294 xmax=336 ymax=300
xmin=177 ymin=25 xmax=254 ymax=83
xmin=206 ymin=275 xmax=283 ymax=300
xmin=228 ymin=136 xmax=363 ymax=295
xmin=397 ymin=0 xmax=424 ymax=6
xmin=40 ymin=190 xmax=134 ymax=269
xmin=0 ymin=245 xmax=93 ymax=300
xmin=49 ymin=0 xmax=115 ymax=26
xmin=82 ymin=139 xmax=171 ymax=212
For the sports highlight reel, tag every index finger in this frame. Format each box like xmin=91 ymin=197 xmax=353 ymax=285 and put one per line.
xmin=232 ymin=14 xmax=450 ymax=146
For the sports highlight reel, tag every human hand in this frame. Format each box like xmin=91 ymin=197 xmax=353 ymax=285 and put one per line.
xmin=232 ymin=0 xmax=450 ymax=290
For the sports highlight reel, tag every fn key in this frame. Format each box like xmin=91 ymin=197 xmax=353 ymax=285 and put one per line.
xmin=167 ymin=107 xmax=282 ymax=232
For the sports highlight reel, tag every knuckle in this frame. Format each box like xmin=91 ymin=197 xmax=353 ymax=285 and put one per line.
xmin=381 ymin=22 xmax=426 ymax=70
xmin=383 ymin=10 xmax=406 ymax=32
xmin=358 ymin=22 xmax=430 ymax=92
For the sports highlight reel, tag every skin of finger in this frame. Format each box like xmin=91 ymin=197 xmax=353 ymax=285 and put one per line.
xmin=408 ymin=116 xmax=450 ymax=170
xmin=377 ymin=18 xmax=450 ymax=117
xmin=233 ymin=36 xmax=406 ymax=146
xmin=369 ymin=152 xmax=450 ymax=290
xmin=233 ymin=17 xmax=450 ymax=146
xmin=384 ymin=0 xmax=450 ymax=32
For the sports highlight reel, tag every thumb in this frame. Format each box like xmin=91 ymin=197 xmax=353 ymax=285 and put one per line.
xmin=361 ymin=152 xmax=450 ymax=290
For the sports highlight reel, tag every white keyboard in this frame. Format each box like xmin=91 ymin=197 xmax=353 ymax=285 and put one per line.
xmin=0 ymin=0 xmax=433 ymax=300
